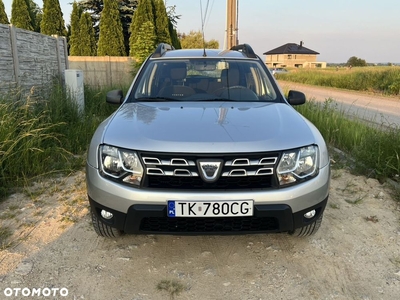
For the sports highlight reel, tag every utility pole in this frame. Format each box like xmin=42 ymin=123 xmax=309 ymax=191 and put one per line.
xmin=225 ymin=0 xmax=238 ymax=49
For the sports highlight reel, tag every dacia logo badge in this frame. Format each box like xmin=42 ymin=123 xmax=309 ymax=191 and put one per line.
xmin=197 ymin=159 xmax=223 ymax=183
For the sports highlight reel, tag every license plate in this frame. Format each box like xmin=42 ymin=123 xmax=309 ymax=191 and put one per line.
xmin=167 ymin=200 xmax=254 ymax=217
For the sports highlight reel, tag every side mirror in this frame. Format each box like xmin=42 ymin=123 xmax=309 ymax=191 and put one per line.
xmin=106 ymin=90 xmax=124 ymax=104
xmin=287 ymin=90 xmax=306 ymax=106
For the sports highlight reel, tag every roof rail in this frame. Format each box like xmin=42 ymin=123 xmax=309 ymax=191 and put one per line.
xmin=152 ymin=43 xmax=175 ymax=58
xmin=230 ymin=44 xmax=257 ymax=58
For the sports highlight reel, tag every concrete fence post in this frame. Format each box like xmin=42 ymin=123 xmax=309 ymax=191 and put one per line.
xmin=9 ymin=25 xmax=20 ymax=86
xmin=62 ymin=37 xmax=69 ymax=69
xmin=52 ymin=34 xmax=63 ymax=77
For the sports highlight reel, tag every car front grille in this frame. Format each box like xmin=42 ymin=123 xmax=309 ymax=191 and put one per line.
xmin=140 ymin=216 xmax=279 ymax=233
xmin=139 ymin=151 xmax=280 ymax=190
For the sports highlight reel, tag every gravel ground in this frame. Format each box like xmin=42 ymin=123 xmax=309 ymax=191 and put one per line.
xmin=0 ymin=165 xmax=399 ymax=300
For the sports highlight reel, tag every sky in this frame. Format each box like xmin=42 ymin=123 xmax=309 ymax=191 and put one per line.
xmin=3 ymin=0 xmax=400 ymax=63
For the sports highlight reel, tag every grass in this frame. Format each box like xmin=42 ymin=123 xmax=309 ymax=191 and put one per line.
xmin=277 ymin=66 xmax=400 ymax=95
xmin=0 ymin=80 xmax=121 ymax=200
xmin=295 ymin=98 xmax=400 ymax=183
xmin=156 ymin=279 xmax=185 ymax=300
xmin=0 ymin=226 xmax=12 ymax=249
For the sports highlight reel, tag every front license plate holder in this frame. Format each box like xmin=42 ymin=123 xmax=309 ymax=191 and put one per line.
xmin=167 ymin=200 xmax=254 ymax=217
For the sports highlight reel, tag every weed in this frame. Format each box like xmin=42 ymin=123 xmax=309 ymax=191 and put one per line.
xmin=0 ymin=226 xmax=12 ymax=249
xmin=331 ymin=170 xmax=342 ymax=179
xmin=345 ymin=194 xmax=366 ymax=205
xmin=342 ymin=180 xmax=357 ymax=194
xmin=0 ymin=82 xmax=121 ymax=198
xmin=0 ymin=211 xmax=17 ymax=220
xmin=389 ymin=257 xmax=400 ymax=267
xmin=8 ymin=205 xmax=20 ymax=211
xmin=295 ymin=99 xmax=400 ymax=181
xmin=329 ymin=203 xmax=340 ymax=209
xmin=156 ymin=279 xmax=185 ymax=300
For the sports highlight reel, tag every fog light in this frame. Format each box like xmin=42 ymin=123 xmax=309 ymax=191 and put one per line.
xmin=101 ymin=210 xmax=113 ymax=220
xmin=304 ymin=210 xmax=316 ymax=219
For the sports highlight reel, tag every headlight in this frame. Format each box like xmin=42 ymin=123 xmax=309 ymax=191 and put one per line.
xmin=100 ymin=145 xmax=143 ymax=186
xmin=277 ymin=145 xmax=319 ymax=186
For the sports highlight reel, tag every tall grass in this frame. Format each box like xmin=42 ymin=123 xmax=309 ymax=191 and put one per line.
xmin=277 ymin=66 xmax=400 ymax=95
xmin=0 ymin=82 xmax=119 ymax=199
xmin=296 ymin=99 xmax=400 ymax=179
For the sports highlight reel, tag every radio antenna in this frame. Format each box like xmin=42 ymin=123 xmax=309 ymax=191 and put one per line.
xmin=200 ymin=0 xmax=210 ymax=56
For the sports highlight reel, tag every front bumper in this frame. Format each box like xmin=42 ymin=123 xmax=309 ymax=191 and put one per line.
xmin=87 ymin=162 xmax=330 ymax=234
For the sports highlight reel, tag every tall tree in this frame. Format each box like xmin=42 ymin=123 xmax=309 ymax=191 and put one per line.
xmin=129 ymin=0 xmax=173 ymax=56
xmin=97 ymin=0 xmax=125 ymax=56
xmin=153 ymin=0 xmax=170 ymax=45
xmin=168 ymin=19 xmax=180 ymax=49
xmin=179 ymin=31 xmax=219 ymax=49
xmin=78 ymin=0 xmax=138 ymax=54
xmin=69 ymin=1 xmax=83 ymax=56
xmin=78 ymin=12 xmax=97 ymax=56
xmin=131 ymin=20 xmax=155 ymax=65
xmin=129 ymin=0 xmax=153 ymax=55
xmin=40 ymin=0 xmax=67 ymax=36
xmin=26 ymin=0 xmax=42 ymax=32
xmin=166 ymin=5 xmax=181 ymax=49
xmin=11 ymin=0 xmax=33 ymax=30
xmin=0 ymin=0 xmax=9 ymax=24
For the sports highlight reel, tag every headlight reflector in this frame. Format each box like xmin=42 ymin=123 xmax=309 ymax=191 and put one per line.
xmin=100 ymin=145 xmax=143 ymax=186
xmin=277 ymin=145 xmax=319 ymax=186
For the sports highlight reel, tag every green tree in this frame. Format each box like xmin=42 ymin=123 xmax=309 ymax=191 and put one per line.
xmin=26 ymin=0 xmax=42 ymax=32
xmin=168 ymin=20 xmax=181 ymax=49
xmin=129 ymin=0 xmax=174 ymax=56
xmin=97 ymin=0 xmax=126 ymax=56
xmin=11 ymin=0 xmax=33 ymax=30
xmin=69 ymin=1 xmax=83 ymax=56
xmin=78 ymin=12 xmax=97 ymax=56
xmin=166 ymin=5 xmax=181 ymax=49
xmin=179 ymin=31 xmax=219 ymax=49
xmin=78 ymin=0 xmax=138 ymax=55
xmin=0 ymin=0 xmax=9 ymax=24
xmin=153 ymin=0 xmax=171 ymax=45
xmin=129 ymin=0 xmax=153 ymax=55
xmin=347 ymin=56 xmax=367 ymax=67
xmin=40 ymin=0 xmax=67 ymax=36
xmin=131 ymin=20 xmax=156 ymax=65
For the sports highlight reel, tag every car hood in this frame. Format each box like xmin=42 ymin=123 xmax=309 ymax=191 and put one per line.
xmin=102 ymin=101 xmax=316 ymax=153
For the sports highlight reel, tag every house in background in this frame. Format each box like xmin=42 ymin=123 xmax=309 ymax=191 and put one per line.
xmin=263 ymin=41 xmax=326 ymax=69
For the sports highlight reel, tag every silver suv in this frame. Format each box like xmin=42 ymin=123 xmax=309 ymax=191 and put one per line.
xmin=86 ymin=44 xmax=330 ymax=238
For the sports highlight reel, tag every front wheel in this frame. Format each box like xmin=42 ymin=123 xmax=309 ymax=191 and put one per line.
xmin=91 ymin=209 xmax=122 ymax=238
xmin=289 ymin=214 xmax=323 ymax=237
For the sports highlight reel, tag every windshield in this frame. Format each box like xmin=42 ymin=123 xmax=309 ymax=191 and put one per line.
xmin=130 ymin=59 xmax=278 ymax=102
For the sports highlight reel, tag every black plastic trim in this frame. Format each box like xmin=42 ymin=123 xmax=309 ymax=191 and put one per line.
xmin=88 ymin=195 xmax=328 ymax=235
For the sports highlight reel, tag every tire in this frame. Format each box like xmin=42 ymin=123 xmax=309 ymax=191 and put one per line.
xmin=289 ymin=214 xmax=323 ymax=237
xmin=91 ymin=209 xmax=122 ymax=238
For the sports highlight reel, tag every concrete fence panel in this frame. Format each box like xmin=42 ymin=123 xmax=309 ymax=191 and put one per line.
xmin=68 ymin=56 xmax=135 ymax=88
xmin=0 ymin=24 xmax=67 ymax=96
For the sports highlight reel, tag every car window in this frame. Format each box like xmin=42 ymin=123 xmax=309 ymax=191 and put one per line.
xmin=132 ymin=59 xmax=277 ymax=102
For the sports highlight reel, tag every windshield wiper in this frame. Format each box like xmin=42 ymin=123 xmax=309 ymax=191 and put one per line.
xmin=135 ymin=97 xmax=177 ymax=102
xmin=195 ymin=98 xmax=237 ymax=102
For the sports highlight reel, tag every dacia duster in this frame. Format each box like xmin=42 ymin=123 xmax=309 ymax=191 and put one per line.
xmin=86 ymin=44 xmax=330 ymax=238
